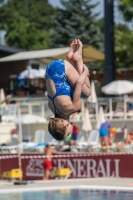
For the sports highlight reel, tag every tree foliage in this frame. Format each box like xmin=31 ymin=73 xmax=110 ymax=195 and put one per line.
xmin=0 ymin=0 xmax=56 ymax=49
xmin=0 ymin=0 xmax=4 ymax=3
xmin=118 ymin=0 xmax=133 ymax=21
xmin=115 ymin=28 xmax=133 ymax=68
xmin=95 ymin=17 xmax=133 ymax=69
xmin=115 ymin=0 xmax=133 ymax=68
xmin=49 ymin=0 xmax=102 ymax=49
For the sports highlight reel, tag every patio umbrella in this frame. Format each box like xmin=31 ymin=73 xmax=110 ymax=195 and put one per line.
xmin=18 ymin=69 xmax=44 ymax=79
xmin=82 ymin=108 xmax=92 ymax=141
xmin=87 ymin=81 xmax=97 ymax=103
xmin=0 ymin=88 xmax=6 ymax=117
xmin=101 ymin=80 xmax=133 ymax=95
xmin=0 ymin=88 xmax=6 ymax=106
xmin=96 ymin=106 xmax=105 ymax=129
xmin=41 ymin=45 xmax=104 ymax=63
xmin=87 ymin=81 xmax=98 ymax=118
xmin=82 ymin=108 xmax=92 ymax=132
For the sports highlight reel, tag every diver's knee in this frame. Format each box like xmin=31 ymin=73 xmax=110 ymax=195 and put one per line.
xmin=81 ymin=91 xmax=91 ymax=98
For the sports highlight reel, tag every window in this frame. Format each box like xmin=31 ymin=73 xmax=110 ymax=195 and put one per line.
xmin=31 ymin=64 xmax=39 ymax=69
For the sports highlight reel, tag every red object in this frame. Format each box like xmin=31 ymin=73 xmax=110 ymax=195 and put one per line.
xmin=73 ymin=124 xmax=79 ymax=134
xmin=43 ymin=160 xmax=52 ymax=170
xmin=11 ymin=128 xmax=18 ymax=134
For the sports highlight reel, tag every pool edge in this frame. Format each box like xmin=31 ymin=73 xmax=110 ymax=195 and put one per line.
xmin=0 ymin=185 xmax=133 ymax=193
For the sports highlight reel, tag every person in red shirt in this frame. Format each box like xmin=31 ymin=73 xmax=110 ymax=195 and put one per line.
xmin=70 ymin=123 xmax=79 ymax=146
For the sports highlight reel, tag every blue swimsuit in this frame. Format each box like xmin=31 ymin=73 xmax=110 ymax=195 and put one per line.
xmin=45 ymin=60 xmax=73 ymax=116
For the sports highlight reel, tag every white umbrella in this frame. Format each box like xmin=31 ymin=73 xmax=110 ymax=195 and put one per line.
xmin=14 ymin=114 xmax=47 ymax=124
xmin=87 ymin=81 xmax=97 ymax=103
xmin=82 ymin=108 xmax=92 ymax=132
xmin=87 ymin=81 xmax=98 ymax=119
xmin=96 ymin=106 xmax=105 ymax=129
xmin=101 ymin=80 xmax=133 ymax=95
xmin=0 ymin=88 xmax=6 ymax=117
xmin=0 ymin=88 xmax=6 ymax=107
xmin=19 ymin=69 xmax=44 ymax=79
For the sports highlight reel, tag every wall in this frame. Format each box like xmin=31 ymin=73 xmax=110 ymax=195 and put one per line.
xmin=0 ymin=153 xmax=132 ymax=180
xmin=0 ymin=123 xmax=16 ymax=144
xmin=0 ymin=61 xmax=27 ymax=89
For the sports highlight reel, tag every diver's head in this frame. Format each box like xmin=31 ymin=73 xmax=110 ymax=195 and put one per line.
xmin=48 ymin=118 xmax=73 ymax=141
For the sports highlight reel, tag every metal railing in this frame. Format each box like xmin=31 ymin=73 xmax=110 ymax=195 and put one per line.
xmin=1 ymin=97 xmax=133 ymax=122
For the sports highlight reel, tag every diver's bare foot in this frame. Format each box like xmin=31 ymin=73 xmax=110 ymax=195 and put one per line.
xmin=66 ymin=39 xmax=77 ymax=65
xmin=66 ymin=39 xmax=77 ymax=61
xmin=72 ymin=39 xmax=83 ymax=62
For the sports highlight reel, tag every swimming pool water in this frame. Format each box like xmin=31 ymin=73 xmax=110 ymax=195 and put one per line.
xmin=0 ymin=190 xmax=133 ymax=200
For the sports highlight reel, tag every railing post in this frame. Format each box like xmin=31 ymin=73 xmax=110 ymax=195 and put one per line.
xmin=96 ymin=102 xmax=98 ymax=120
xmin=42 ymin=103 xmax=45 ymax=118
xmin=29 ymin=104 xmax=32 ymax=115
xmin=109 ymin=98 xmax=112 ymax=120
xmin=124 ymin=98 xmax=127 ymax=120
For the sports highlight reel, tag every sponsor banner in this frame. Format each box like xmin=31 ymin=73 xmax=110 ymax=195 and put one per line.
xmin=0 ymin=154 xmax=132 ymax=180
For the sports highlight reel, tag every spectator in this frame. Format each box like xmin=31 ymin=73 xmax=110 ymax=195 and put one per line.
xmin=99 ymin=120 xmax=111 ymax=152
xmin=117 ymin=129 xmax=133 ymax=147
xmin=43 ymin=144 xmax=57 ymax=180
xmin=126 ymin=130 xmax=133 ymax=144
xmin=70 ymin=123 xmax=79 ymax=146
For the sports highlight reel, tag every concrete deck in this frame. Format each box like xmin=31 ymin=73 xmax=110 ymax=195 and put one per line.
xmin=0 ymin=178 xmax=133 ymax=192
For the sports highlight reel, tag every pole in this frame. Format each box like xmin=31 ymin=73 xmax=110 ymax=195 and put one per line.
xmin=124 ymin=98 xmax=127 ymax=120
xmin=109 ymin=98 xmax=112 ymax=120
xmin=18 ymin=107 xmax=23 ymax=181
xmin=0 ymin=157 xmax=1 ymax=180
xmin=27 ymin=61 xmax=31 ymax=95
xmin=104 ymin=0 xmax=115 ymax=85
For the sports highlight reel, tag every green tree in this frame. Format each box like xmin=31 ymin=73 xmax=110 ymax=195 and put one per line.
xmin=116 ymin=0 xmax=133 ymax=68
xmin=115 ymin=28 xmax=133 ymax=68
xmin=0 ymin=0 xmax=56 ymax=49
xmin=95 ymin=17 xmax=104 ymax=33
xmin=49 ymin=0 xmax=102 ymax=49
xmin=118 ymin=0 xmax=133 ymax=21
xmin=95 ymin=16 xmax=133 ymax=69
xmin=0 ymin=0 xmax=5 ymax=4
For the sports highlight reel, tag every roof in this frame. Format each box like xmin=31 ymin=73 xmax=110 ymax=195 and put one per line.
xmin=41 ymin=46 xmax=105 ymax=63
xmin=0 ymin=45 xmax=105 ymax=63
xmin=0 ymin=47 xmax=69 ymax=62
xmin=0 ymin=45 xmax=24 ymax=54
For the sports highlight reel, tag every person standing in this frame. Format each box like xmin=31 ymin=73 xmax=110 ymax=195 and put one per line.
xmin=43 ymin=144 xmax=57 ymax=180
xmin=99 ymin=120 xmax=111 ymax=152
